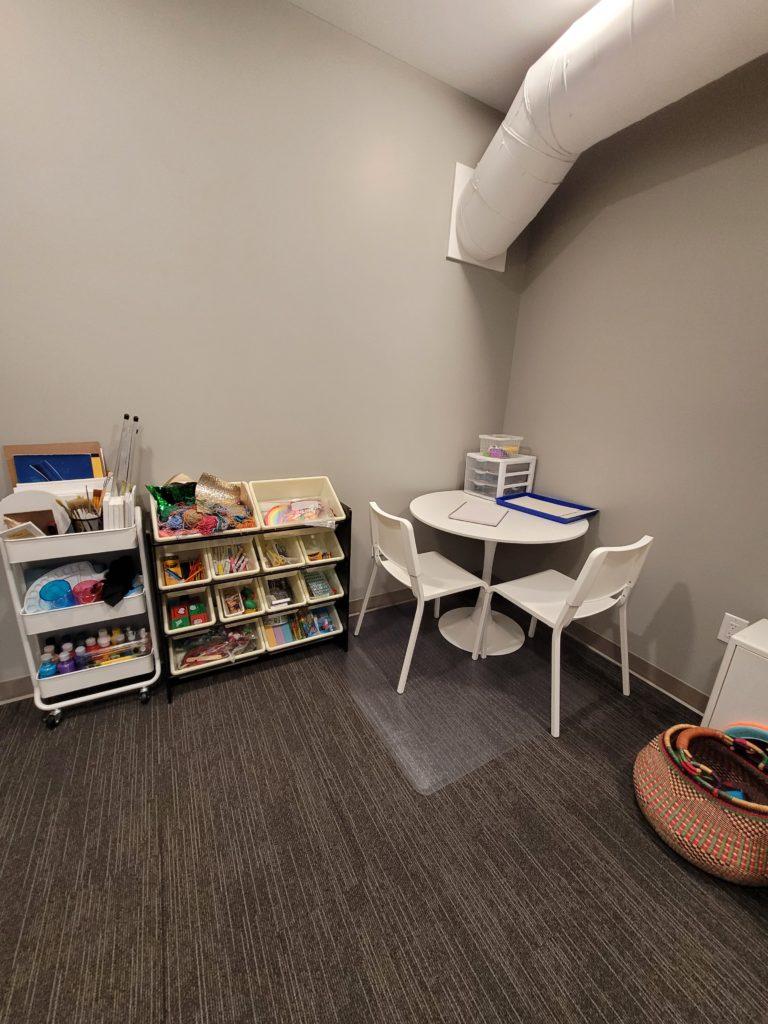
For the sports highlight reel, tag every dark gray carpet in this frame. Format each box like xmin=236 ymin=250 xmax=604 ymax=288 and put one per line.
xmin=0 ymin=603 xmax=766 ymax=1024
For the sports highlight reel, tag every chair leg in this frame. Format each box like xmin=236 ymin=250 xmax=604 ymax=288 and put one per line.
xmin=434 ymin=597 xmax=441 ymax=619
xmin=472 ymin=588 xmax=493 ymax=661
xmin=397 ymin=598 xmax=425 ymax=694
xmin=619 ymin=602 xmax=631 ymax=696
xmin=550 ymin=628 xmax=562 ymax=738
xmin=354 ymin=561 xmax=378 ymax=637
xmin=528 ymin=616 xmax=537 ymax=639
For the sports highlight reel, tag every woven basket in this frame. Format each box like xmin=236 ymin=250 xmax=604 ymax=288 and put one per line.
xmin=633 ymin=724 xmax=768 ymax=885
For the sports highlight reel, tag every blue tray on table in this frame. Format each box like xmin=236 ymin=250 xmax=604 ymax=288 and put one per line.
xmin=496 ymin=492 xmax=598 ymax=525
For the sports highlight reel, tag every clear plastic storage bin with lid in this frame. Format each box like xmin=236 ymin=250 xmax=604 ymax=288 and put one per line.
xmin=479 ymin=434 xmax=523 ymax=458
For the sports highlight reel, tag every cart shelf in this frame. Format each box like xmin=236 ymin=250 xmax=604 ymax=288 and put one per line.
xmin=21 ymin=593 xmax=147 ymax=635
xmin=4 ymin=524 xmax=139 ymax=565
xmin=38 ymin=654 xmax=155 ymax=700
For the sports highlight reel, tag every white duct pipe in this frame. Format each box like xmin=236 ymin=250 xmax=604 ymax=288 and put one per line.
xmin=457 ymin=0 xmax=768 ymax=263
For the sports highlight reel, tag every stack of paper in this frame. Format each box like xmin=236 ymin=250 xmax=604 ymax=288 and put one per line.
xmin=448 ymin=501 xmax=508 ymax=527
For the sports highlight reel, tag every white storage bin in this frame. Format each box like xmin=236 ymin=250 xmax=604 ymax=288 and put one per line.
xmin=260 ymin=571 xmax=307 ymax=613
xmin=161 ymin=586 xmax=216 ymax=636
xmin=256 ymin=533 xmax=306 ymax=573
xmin=301 ymin=567 xmax=344 ymax=604
xmin=155 ymin=543 xmax=211 ymax=591
xmin=206 ymin=539 xmax=260 ymax=581
xmin=298 ymin=529 xmax=344 ymax=566
xmin=214 ymin=579 xmax=266 ymax=623
xmin=262 ymin=604 xmax=342 ymax=652
xmin=479 ymin=434 xmax=524 ymax=457
xmin=248 ymin=477 xmax=344 ymax=529
xmin=169 ymin=629 xmax=228 ymax=677
xmin=464 ymin=452 xmax=537 ymax=502
xmin=150 ymin=481 xmax=262 ymax=543
xmin=168 ymin=621 xmax=265 ymax=676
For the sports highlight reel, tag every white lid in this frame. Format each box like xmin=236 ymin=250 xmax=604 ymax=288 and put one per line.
xmin=41 ymin=653 xmax=53 ymax=663
xmin=85 ymin=636 xmax=96 ymax=644
xmin=732 ymin=619 xmax=768 ymax=656
xmin=75 ymin=645 xmax=86 ymax=654
xmin=61 ymin=642 xmax=73 ymax=652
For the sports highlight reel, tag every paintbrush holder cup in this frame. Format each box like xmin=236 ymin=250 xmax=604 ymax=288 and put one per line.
xmin=71 ymin=512 xmax=102 ymax=533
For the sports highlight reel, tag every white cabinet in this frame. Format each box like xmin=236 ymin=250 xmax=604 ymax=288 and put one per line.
xmin=702 ymin=620 xmax=768 ymax=730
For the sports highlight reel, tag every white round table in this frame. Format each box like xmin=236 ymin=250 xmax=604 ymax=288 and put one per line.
xmin=409 ymin=490 xmax=589 ymax=656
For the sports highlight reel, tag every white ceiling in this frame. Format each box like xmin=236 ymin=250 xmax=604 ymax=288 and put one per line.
xmin=287 ymin=0 xmax=596 ymax=111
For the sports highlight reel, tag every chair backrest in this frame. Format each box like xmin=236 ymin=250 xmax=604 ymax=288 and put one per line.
xmin=368 ymin=502 xmax=421 ymax=580
xmin=566 ymin=536 xmax=654 ymax=610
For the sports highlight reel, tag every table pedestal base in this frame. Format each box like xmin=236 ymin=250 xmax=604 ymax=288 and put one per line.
xmin=438 ymin=606 xmax=525 ymax=657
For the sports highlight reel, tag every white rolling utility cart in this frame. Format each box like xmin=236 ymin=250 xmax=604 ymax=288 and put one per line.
xmin=0 ymin=508 xmax=161 ymax=728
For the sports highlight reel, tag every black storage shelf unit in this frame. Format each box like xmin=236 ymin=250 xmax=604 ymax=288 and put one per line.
xmin=145 ymin=502 xmax=351 ymax=702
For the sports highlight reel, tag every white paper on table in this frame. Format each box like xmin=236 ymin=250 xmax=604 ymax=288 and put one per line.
xmin=448 ymin=501 xmax=507 ymax=527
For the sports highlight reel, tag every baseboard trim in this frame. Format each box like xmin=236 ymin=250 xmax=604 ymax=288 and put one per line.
xmin=566 ymin=622 xmax=707 ymax=715
xmin=0 ymin=675 xmax=32 ymax=706
xmin=348 ymin=590 xmax=707 ymax=715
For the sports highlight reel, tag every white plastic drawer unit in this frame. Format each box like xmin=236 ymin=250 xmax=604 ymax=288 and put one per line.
xmin=463 ymin=452 xmax=537 ymax=502
xmin=702 ymin=620 xmax=768 ymax=731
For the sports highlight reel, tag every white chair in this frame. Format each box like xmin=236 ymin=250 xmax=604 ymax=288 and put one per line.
xmin=473 ymin=536 xmax=653 ymax=737
xmin=355 ymin=502 xmax=486 ymax=693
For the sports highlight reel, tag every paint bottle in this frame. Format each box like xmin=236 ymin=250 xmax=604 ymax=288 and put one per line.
xmin=61 ymin=642 xmax=74 ymax=656
xmin=138 ymin=627 xmax=150 ymax=654
xmin=85 ymin=636 xmax=97 ymax=654
xmin=126 ymin=626 xmax=136 ymax=643
xmin=38 ymin=654 xmax=58 ymax=679
xmin=97 ymin=629 xmax=110 ymax=649
xmin=57 ymin=651 xmax=76 ymax=674
xmin=74 ymin=645 xmax=89 ymax=670
xmin=43 ymin=643 xmax=56 ymax=656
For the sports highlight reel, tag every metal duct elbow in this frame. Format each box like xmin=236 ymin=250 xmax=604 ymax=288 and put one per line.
xmin=453 ymin=0 xmax=768 ymax=268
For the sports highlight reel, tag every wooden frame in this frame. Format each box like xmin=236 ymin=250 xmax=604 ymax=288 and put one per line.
xmin=3 ymin=442 xmax=103 ymax=487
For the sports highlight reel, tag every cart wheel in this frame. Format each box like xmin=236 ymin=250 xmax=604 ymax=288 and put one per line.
xmin=138 ymin=687 xmax=150 ymax=705
xmin=44 ymin=709 xmax=63 ymax=730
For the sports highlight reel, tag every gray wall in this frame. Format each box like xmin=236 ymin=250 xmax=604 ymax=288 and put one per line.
xmin=0 ymin=0 xmax=523 ymax=682
xmin=501 ymin=57 xmax=768 ymax=698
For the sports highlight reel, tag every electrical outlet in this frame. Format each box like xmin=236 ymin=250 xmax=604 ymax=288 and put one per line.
xmin=718 ymin=612 xmax=749 ymax=643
